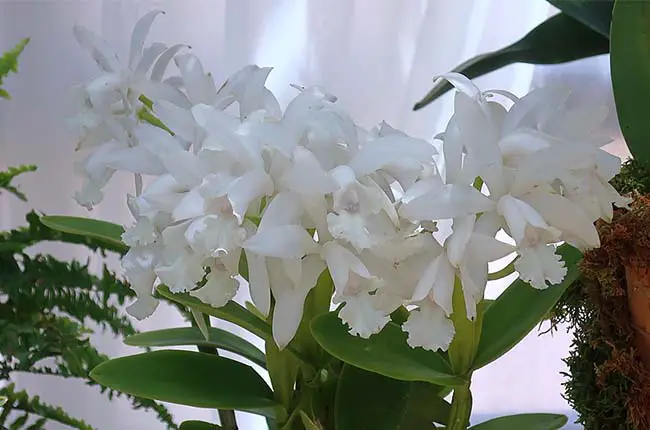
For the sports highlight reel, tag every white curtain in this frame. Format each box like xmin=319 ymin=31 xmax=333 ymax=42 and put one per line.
xmin=0 ymin=1 xmax=618 ymax=428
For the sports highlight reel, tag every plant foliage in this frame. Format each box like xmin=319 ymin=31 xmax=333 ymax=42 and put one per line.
xmin=0 ymin=167 xmax=176 ymax=429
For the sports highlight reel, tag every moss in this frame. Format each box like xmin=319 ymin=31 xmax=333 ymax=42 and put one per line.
xmin=553 ymin=159 xmax=650 ymax=429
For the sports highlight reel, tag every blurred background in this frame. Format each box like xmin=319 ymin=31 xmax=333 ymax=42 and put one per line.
xmin=0 ymin=1 xmax=628 ymax=428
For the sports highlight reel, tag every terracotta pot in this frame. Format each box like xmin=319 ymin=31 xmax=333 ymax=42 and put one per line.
xmin=625 ymin=259 xmax=650 ymax=369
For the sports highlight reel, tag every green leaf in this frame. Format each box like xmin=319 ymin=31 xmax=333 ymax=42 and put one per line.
xmin=610 ymin=0 xmax=650 ymax=162
xmin=89 ymin=350 xmax=277 ymax=417
xmin=400 ymin=382 xmax=452 ymax=428
xmin=310 ymin=312 xmax=464 ymax=386
xmin=179 ymin=420 xmax=222 ymax=429
xmin=413 ymin=13 xmax=609 ymax=109
xmin=124 ymin=327 xmax=266 ymax=368
xmin=299 ymin=411 xmax=322 ymax=430
xmin=469 ymin=413 xmax=568 ymax=429
xmin=156 ymin=285 xmax=271 ymax=339
xmin=547 ymin=0 xmax=613 ymax=38
xmin=473 ymin=244 xmax=582 ymax=370
xmin=40 ymin=215 xmax=127 ymax=252
xmin=335 ymin=366 xmax=451 ymax=430
xmin=265 ymin=337 xmax=299 ymax=411
xmin=0 ymin=396 xmax=6 ymax=406
xmin=335 ymin=364 xmax=410 ymax=430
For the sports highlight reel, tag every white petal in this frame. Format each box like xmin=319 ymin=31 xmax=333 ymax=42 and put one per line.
xmin=133 ymin=77 xmax=191 ymax=108
xmin=175 ymin=53 xmax=216 ymax=104
xmin=523 ymin=190 xmax=600 ymax=250
xmin=73 ymin=25 xmax=120 ymax=72
xmin=273 ymin=288 xmax=308 ymax=349
xmin=190 ymin=270 xmax=239 ymax=308
xmin=496 ymin=195 xmax=550 ymax=244
xmin=503 ymin=85 xmax=570 ymax=133
xmin=412 ymin=253 xmax=455 ymax=317
xmin=327 ymin=211 xmax=375 ymax=251
xmin=172 ymin=188 xmax=206 ymax=221
xmin=244 ymin=225 xmax=318 ymax=259
xmin=446 ymin=216 xmax=474 ymax=267
xmin=258 ymin=191 xmax=303 ymax=230
xmin=153 ymin=100 xmax=199 ymax=142
xmin=151 ymin=44 xmax=188 ymax=81
xmin=349 ymin=135 xmax=437 ymax=177
xmin=129 ymin=10 xmax=165 ymax=69
xmin=339 ymin=294 xmax=390 ymax=338
xmin=321 ymin=242 xmax=371 ymax=296
xmin=271 ymin=255 xmax=325 ymax=349
xmin=459 ymin=258 xmax=487 ymax=320
xmin=154 ymin=250 xmax=204 ymax=293
xmin=402 ymin=302 xmax=455 ymax=351
xmin=435 ymin=73 xmax=481 ymax=99
xmin=515 ymin=244 xmax=567 ymax=289
xmin=127 ymin=295 xmax=159 ymax=320
xmin=135 ymin=42 xmax=167 ymax=76
xmin=280 ymin=147 xmax=337 ymax=195
xmin=400 ymin=184 xmax=495 ymax=221
xmin=245 ymin=250 xmax=271 ymax=316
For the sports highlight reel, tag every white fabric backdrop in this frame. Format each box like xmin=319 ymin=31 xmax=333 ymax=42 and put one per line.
xmin=0 ymin=1 xmax=622 ymax=428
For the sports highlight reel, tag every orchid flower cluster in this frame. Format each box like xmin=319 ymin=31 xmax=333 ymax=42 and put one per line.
xmin=70 ymin=11 xmax=627 ymax=353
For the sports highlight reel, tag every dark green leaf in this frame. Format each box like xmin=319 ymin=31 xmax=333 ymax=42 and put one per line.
xmin=90 ymin=350 xmax=277 ymax=417
xmin=400 ymin=382 xmax=452 ymax=428
xmin=40 ymin=215 xmax=127 ymax=252
xmin=473 ymin=244 xmax=582 ymax=370
xmin=335 ymin=364 xmax=410 ymax=430
xmin=414 ymin=13 xmax=609 ymax=109
xmin=547 ymin=0 xmax=613 ymax=37
xmin=469 ymin=413 xmax=568 ymax=429
xmin=611 ymin=0 xmax=650 ymax=162
xmin=311 ymin=312 xmax=463 ymax=386
xmin=124 ymin=327 xmax=266 ymax=368
xmin=179 ymin=421 xmax=222 ymax=430
xmin=156 ymin=285 xmax=271 ymax=339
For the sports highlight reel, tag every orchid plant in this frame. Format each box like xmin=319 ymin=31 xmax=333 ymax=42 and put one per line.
xmin=44 ymin=10 xmax=628 ymax=430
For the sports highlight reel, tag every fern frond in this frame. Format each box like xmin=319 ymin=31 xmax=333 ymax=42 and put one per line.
xmin=0 ymin=383 xmax=94 ymax=430
xmin=0 ymin=38 xmax=29 ymax=100
xmin=0 ymin=165 xmax=36 ymax=201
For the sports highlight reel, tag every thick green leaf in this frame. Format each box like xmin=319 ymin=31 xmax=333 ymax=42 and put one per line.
xmin=179 ymin=421 xmax=222 ymax=430
xmin=414 ymin=13 xmax=609 ymax=109
xmin=547 ymin=0 xmax=613 ymax=38
xmin=611 ymin=0 xmax=650 ymax=162
xmin=473 ymin=244 xmax=582 ymax=370
xmin=124 ymin=327 xmax=266 ymax=368
xmin=400 ymin=382 xmax=452 ymax=428
xmin=156 ymin=285 xmax=270 ymax=339
xmin=335 ymin=364 xmax=410 ymax=430
xmin=40 ymin=215 xmax=127 ymax=252
xmin=90 ymin=350 xmax=277 ymax=417
xmin=335 ymin=366 xmax=451 ymax=430
xmin=469 ymin=413 xmax=568 ymax=430
xmin=311 ymin=312 xmax=464 ymax=386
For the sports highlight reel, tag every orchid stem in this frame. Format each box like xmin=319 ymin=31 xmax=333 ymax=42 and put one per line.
xmin=192 ymin=315 xmax=238 ymax=430
xmin=487 ymin=259 xmax=517 ymax=281
xmin=448 ymin=382 xmax=472 ymax=430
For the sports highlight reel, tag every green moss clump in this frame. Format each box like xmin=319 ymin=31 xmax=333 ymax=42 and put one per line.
xmin=553 ymin=158 xmax=650 ymax=429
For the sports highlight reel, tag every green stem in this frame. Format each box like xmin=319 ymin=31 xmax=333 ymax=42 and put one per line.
xmin=192 ymin=316 xmax=239 ymax=430
xmin=487 ymin=258 xmax=517 ymax=281
xmin=448 ymin=382 xmax=472 ymax=430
